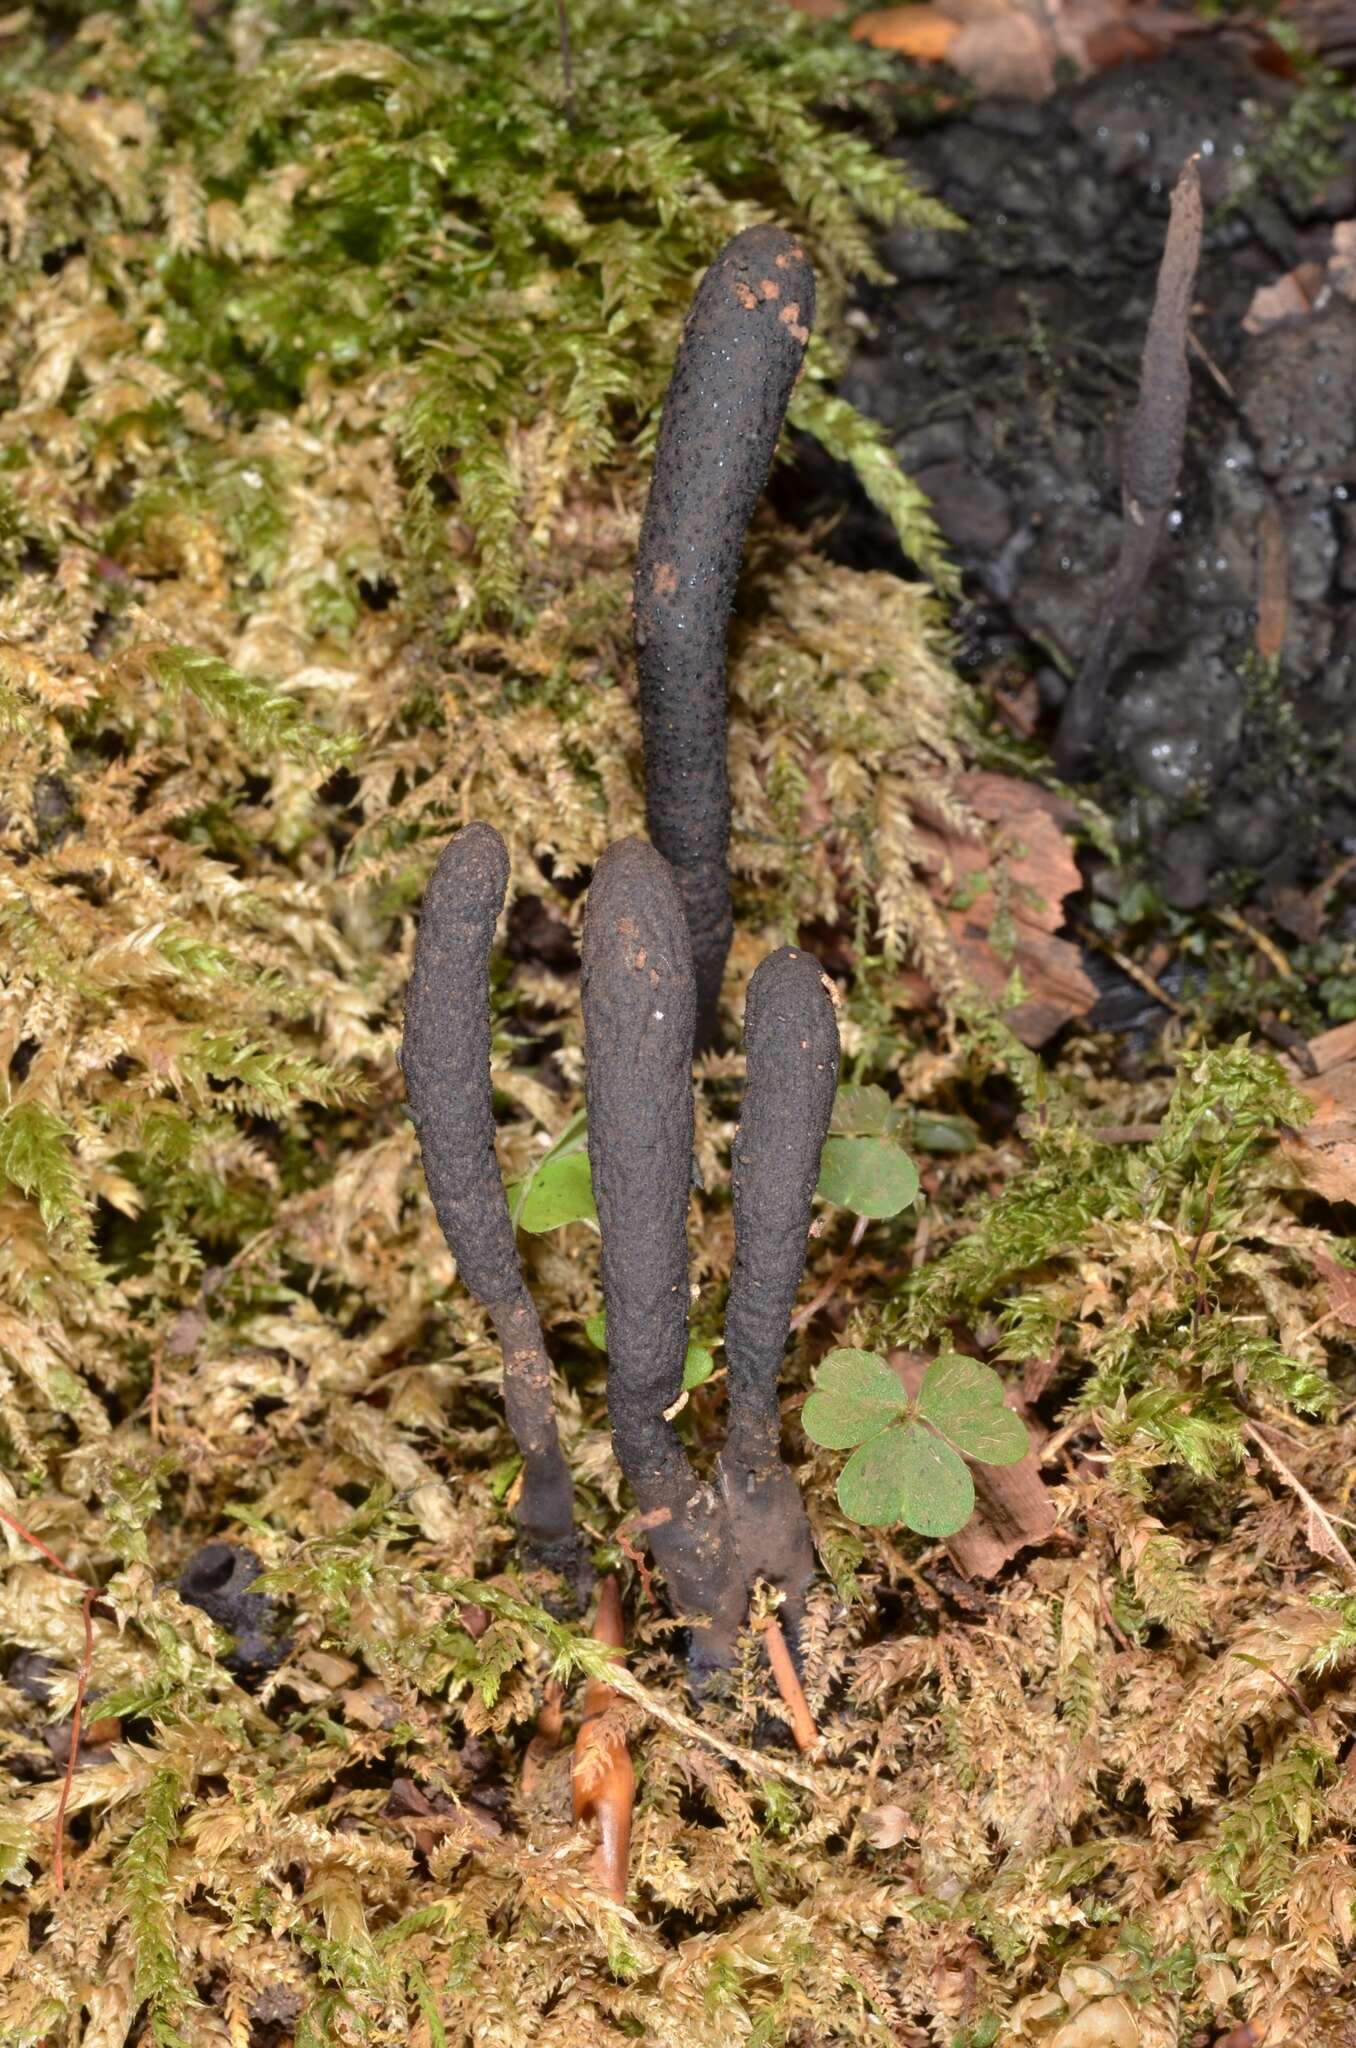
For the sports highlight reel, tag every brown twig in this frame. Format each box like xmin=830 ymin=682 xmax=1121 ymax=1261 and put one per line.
xmin=0 ymin=1503 xmax=97 ymax=1894
xmin=1071 ymin=919 xmax=1184 ymax=1018
xmin=789 ymin=1213 xmax=867 ymax=1332
xmin=759 ymin=1616 xmax=819 ymax=1753
xmin=1243 ymin=1420 xmax=1356 ymax=1584
xmin=1216 ymin=906 xmax=1294 ymax=982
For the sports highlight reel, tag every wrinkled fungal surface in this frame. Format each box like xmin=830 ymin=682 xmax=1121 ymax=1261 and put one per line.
xmin=718 ymin=947 xmax=838 ymax=1631
xmin=402 ymin=822 xmax=585 ymax=1591
xmin=580 ymin=838 xmax=746 ymax=1675
xmin=636 ymin=225 xmax=815 ymax=1046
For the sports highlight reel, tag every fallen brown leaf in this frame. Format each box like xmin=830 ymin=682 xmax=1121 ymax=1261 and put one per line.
xmin=1281 ymin=1018 xmax=1356 ymax=1204
xmin=1245 ymin=218 xmax=1356 ymax=334
xmin=1308 ymin=1247 xmax=1356 ymax=1326
xmin=851 ymin=0 xmax=1207 ymax=98
xmin=914 ymin=771 xmax=1097 ymax=1047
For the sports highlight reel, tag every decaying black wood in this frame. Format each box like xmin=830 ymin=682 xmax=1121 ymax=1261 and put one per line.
xmin=718 ymin=947 xmax=838 ymax=1635
xmin=580 ymin=838 xmax=746 ymax=1677
xmin=402 ymin=822 xmax=588 ymax=1596
xmin=635 ymin=225 xmax=816 ymax=1049
xmin=1054 ymin=155 xmax=1203 ymax=779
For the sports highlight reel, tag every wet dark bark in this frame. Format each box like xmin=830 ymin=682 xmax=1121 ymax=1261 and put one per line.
xmin=580 ymin=838 xmax=745 ymax=1678
xmin=635 ymin=225 xmax=816 ymax=1049
xmin=402 ymin=822 xmax=588 ymax=1596
xmin=718 ymin=947 xmax=838 ymax=1636
xmin=1055 ymin=155 xmax=1203 ymax=778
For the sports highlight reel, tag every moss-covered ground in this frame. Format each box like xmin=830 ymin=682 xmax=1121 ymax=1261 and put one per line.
xmin=2 ymin=6 xmax=1355 ymax=2044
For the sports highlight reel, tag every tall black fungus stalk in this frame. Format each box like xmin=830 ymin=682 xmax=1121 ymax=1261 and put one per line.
xmin=583 ymin=841 xmax=840 ymax=1681
xmin=581 ymin=838 xmax=747 ymax=1677
xmin=635 ymin=225 xmax=816 ymax=1049
xmin=1054 ymin=156 xmax=1203 ymax=779
xmin=717 ymin=947 xmax=839 ymax=1640
xmin=402 ymin=823 xmax=588 ymax=1596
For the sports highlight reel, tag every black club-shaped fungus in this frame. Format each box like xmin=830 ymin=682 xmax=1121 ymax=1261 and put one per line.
xmin=635 ymin=225 xmax=816 ymax=1049
xmin=718 ymin=947 xmax=838 ymax=1635
xmin=1054 ymin=155 xmax=1203 ymax=779
xmin=580 ymin=838 xmax=745 ymax=1678
xmin=402 ymin=821 xmax=587 ymax=1595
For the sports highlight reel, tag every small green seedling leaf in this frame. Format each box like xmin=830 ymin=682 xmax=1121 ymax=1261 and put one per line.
xmin=585 ymin=1310 xmax=714 ymax=1389
xmin=817 ymin=1135 xmax=919 ymax=1219
xmin=917 ymin=1355 xmax=1028 ymax=1466
xmin=836 ymin=1424 xmax=974 ymax=1534
xmin=802 ymin=1347 xmax=909 ymax=1449
xmin=512 ymin=1149 xmax=597 ymax=1233
xmin=682 ymin=1344 xmax=716 ymax=1390
xmin=911 ymin=1112 xmax=978 ymax=1155
xmin=829 ymin=1083 xmax=902 ymax=1139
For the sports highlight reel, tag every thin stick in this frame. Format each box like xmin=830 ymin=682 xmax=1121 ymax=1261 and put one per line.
xmin=0 ymin=1503 xmax=97 ymax=1894
xmin=1071 ymin=919 xmax=1184 ymax=1018
xmin=759 ymin=1616 xmax=819 ymax=1753
xmin=789 ymin=1214 xmax=868 ymax=1333
xmin=553 ymin=0 xmax=577 ymax=130
xmin=601 ymin=1651 xmax=820 ymax=1793
xmin=1216 ymin=906 xmax=1294 ymax=983
xmin=1243 ymin=1420 xmax=1356 ymax=1584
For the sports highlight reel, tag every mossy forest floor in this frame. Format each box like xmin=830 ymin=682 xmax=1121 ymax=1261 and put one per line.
xmin=3 ymin=5 xmax=1356 ymax=2046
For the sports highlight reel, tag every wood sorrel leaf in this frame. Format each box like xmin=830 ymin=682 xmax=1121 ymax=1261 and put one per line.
xmin=836 ymin=1423 xmax=975 ymax=1534
xmin=892 ymin=1426 xmax=975 ymax=1535
xmin=512 ymin=1149 xmax=598 ymax=1233
xmin=817 ymin=1135 xmax=919 ymax=1219
xmin=802 ymin=1348 xmax=909 ymax=1449
xmin=586 ymin=1310 xmax=714 ymax=1389
xmin=829 ymin=1083 xmax=902 ymax=1139
xmin=917 ymin=1354 xmax=1028 ymax=1466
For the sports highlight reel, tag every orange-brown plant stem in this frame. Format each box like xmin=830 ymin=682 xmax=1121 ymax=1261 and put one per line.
xmin=0 ymin=1503 xmax=96 ymax=1894
xmin=571 ymin=1574 xmax=635 ymax=1903
xmin=759 ymin=1616 xmax=819 ymax=1753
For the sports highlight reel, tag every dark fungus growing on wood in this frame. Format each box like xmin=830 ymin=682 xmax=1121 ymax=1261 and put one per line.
xmin=580 ymin=837 xmax=747 ymax=1678
xmin=1054 ymin=155 xmax=1203 ymax=781
xmin=402 ymin=822 xmax=589 ymax=1598
xmin=635 ymin=225 xmax=816 ymax=1049
xmin=717 ymin=946 xmax=839 ymax=1641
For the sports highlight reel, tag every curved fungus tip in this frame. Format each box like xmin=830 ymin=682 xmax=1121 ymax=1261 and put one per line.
xmin=719 ymin=943 xmax=839 ymax=1625
xmin=403 ymin=821 xmax=587 ymax=1593
xmin=635 ymin=226 xmax=816 ymax=1050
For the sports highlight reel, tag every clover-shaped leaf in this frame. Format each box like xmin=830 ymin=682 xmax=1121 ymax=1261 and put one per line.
xmin=839 ymin=1428 xmax=974 ymax=1533
xmin=801 ymin=1348 xmax=909 ymax=1448
xmin=510 ymin=1147 xmax=597 ymax=1233
xmin=803 ymin=1346 xmax=1029 ymax=1538
xmin=817 ymin=1135 xmax=919 ymax=1220
xmin=816 ymin=1089 xmax=921 ymax=1221
xmin=829 ymin=1084 xmax=903 ymax=1139
xmin=917 ymin=1355 xmax=1028 ymax=1466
